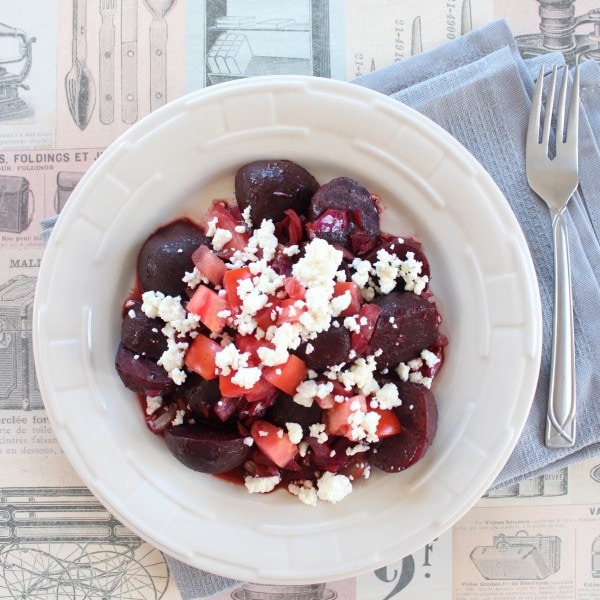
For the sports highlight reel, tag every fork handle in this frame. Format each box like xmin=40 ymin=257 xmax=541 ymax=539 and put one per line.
xmin=546 ymin=207 xmax=576 ymax=448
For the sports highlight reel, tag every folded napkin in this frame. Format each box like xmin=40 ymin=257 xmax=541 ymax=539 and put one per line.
xmin=353 ymin=18 xmax=600 ymax=491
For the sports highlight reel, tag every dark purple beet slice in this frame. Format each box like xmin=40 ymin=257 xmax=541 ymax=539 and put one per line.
xmin=368 ymin=380 xmax=437 ymax=473
xmin=115 ymin=343 xmax=174 ymax=396
xmin=265 ymin=394 xmax=322 ymax=432
xmin=308 ymin=177 xmax=379 ymax=253
xmin=393 ymin=381 xmax=438 ymax=445
xmin=164 ymin=423 xmax=251 ymax=474
xmin=368 ymin=429 xmax=428 ymax=473
xmin=179 ymin=373 xmax=222 ymax=422
xmin=235 ymin=160 xmax=319 ymax=225
xmin=120 ymin=300 xmax=167 ymax=360
xmin=369 ymin=291 xmax=440 ymax=368
xmin=295 ymin=326 xmax=351 ymax=370
xmin=137 ymin=218 xmax=208 ymax=297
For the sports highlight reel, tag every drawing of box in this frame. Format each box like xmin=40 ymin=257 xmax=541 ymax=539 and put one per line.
xmin=215 ymin=16 xmax=255 ymax=29
xmin=257 ymin=19 xmax=296 ymax=29
xmin=207 ymin=33 xmax=232 ymax=74
xmin=225 ymin=34 xmax=253 ymax=76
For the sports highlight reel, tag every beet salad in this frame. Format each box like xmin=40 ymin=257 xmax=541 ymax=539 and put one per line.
xmin=115 ymin=160 xmax=447 ymax=505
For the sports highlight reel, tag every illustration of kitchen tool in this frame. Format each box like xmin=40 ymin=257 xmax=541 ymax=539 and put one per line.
xmin=65 ymin=0 xmax=96 ymax=130
xmin=99 ymin=0 xmax=116 ymax=124
xmin=121 ymin=0 xmax=138 ymax=123
xmin=461 ymin=0 xmax=473 ymax=34
xmin=143 ymin=0 xmax=177 ymax=112
xmin=0 ymin=23 xmax=36 ymax=121
xmin=411 ymin=16 xmax=422 ymax=55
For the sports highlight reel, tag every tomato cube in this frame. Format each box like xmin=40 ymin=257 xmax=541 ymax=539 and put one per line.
xmin=262 ymin=354 xmax=307 ymax=396
xmin=186 ymin=285 xmax=229 ymax=333
xmin=223 ymin=267 xmax=253 ymax=312
xmin=373 ymin=408 xmax=402 ymax=439
xmin=325 ymin=395 xmax=368 ymax=438
xmin=192 ymin=245 xmax=226 ymax=286
xmin=184 ymin=333 xmax=221 ymax=380
xmin=251 ymin=420 xmax=298 ymax=468
xmin=333 ymin=281 xmax=362 ymax=316
xmin=206 ymin=202 xmax=249 ymax=255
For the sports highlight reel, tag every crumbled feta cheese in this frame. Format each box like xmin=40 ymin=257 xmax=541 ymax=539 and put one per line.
xmin=211 ymin=228 xmax=233 ymax=251
xmin=288 ymin=481 xmax=318 ymax=506
xmin=183 ymin=267 xmax=207 ymax=289
xmin=293 ymin=238 xmax=343 ymax=289
xmin=316 ymin=472 xmax=353 ymax=503
xmin=247 ymin=219 xmax=278 ymax=261
xmin=346 ymin=443 xmax=369 ymax=456
xmin=293 ymin=380 xmax=318 ymax=407
xmin=215 ymin=344 xmax=249 ymax=376
xmin=231 ymin=366 xmax=262 ymax=389
xmin=205 ymin=216 xmax=218 ymax=237
xmin=282 ymin=244 xmax=300 ymax=257
xmin=309 ymin=422 xmax=328 ymax=443
xmin=128 ymin=309 xmax=136 ymax=319
xmin=242 ymin=206 xmax=253 ymax=228
xmin=396 ymin=362 xmax=410 ymax=381
xmin=244 ymin=475 xmax=281 ymax=494
xmin=145 ymin=395 xmax=163 ymax=415
xmin=374 ymin=382 xmax=402 ymax=409
xmin=243 ymin=436 xmax=254 ymax=447
xmin=421 ymin=349 xmax=441 ymax=368
xmin=171 ymin=409 xmax=185 ymax=426
xmin=305 ymin=343 xmax=314 ymax=355
xmin=286 ymin=422 xmax=303 ymax=445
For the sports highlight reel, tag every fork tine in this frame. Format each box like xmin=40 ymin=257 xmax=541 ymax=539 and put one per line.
xmin=565 ymin=66 xmax=580 ymax=156
xmin=527 ymin=65 xmax=545 ymax=148
xmin=542 ymin=65 xmax=557 ymax=151
xmin=556 ymin=66 xmax=568 ymax=145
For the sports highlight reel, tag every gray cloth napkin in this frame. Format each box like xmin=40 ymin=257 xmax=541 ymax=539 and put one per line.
xmin=353 ymin=18 xmax=600 ymax=492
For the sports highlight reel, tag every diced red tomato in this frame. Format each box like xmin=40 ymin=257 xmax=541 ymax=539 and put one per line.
xmin=283 ymin=277 xmax=305 ymax=300
xmin=219 ymin=373 xmax=250 ymax=398
xmin=262 ymin=354 xmax=307 ymax=396
xmin=276 ymin=298 xmax=307 ymax=325
xmin=333 ymin=281 xmax=362 ymax=316
xmin=235 ymin=335 xmax=272 ymax=366
xmin=184 ymin=333 xmax=221 ymax=380
xmin=253 ymin=302 xmax=278 ymax=331
xmin=243 ymin=379 xmax=278 ymax=403
xmin=251 ymin=420 xmax=298 ymax=468
xmin=373 ymin=408 xmax=402 ymax=439
xmin=324 ymin=395 xmax=368 ymax=439
xmin=191 ymin=245 xmax=226 ymax=286
xmin=351 ymin=303 xmax=381 ymax=354
xmin=186 ymin=285 xmax=229 ymax=333
xmin=206 ymin=201 xmax=248 ymax=255
xmin=223 ymin=267 xmax=253 ymax=312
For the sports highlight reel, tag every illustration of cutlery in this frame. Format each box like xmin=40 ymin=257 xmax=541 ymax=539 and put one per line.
xmin=99 ymin=0 xmax=116 ymax=124
xmin=65 ymin=0 xmax=96 ymax=130
xmin=461 ymin=0 xmax=473 ymax=34
xmin=411 ymin=16 xmax=423 ymax=55
xmin=143 ymin=0 xmax=177 ymax=112
xmin=121 ymin=0 xmax=138 ymax=123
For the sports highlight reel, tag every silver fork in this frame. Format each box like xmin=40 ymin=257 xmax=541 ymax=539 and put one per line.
xmin=526 ymin=64 xmax=580 ymax=449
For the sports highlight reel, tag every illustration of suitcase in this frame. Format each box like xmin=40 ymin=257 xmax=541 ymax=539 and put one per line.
xmin=493 ymin=531 xmax=560 ymax=574
xmin=470 ymin=543 xmax=552 ymax=580
xmin=54 ymin=171 xmax=83 ymax=213
xmin=0 ymin=175 xmax=34 ymax=233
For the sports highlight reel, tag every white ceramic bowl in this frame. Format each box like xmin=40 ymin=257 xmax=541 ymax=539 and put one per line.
xmin=33 ymin=76 xmax=542 ymax=584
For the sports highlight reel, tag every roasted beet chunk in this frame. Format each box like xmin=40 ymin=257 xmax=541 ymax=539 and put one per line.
xmin=265 ymin=394 xmax=322 ymax=432
xmin=369 ymin=381 xmax=437 ymax=472
xmin=235 ymin=160 xmax=319 ymax=225
xmin=369 ymin=291 xmax=440 ymax=368
xmin=115 ymin=343 xmax=174 ymax=397
xmin=120 ymin=300 xmax=167 ymax=360
xmin=164 ymin=423 xmax=251 ymax=474
xmin=179 ymin=373 xmax=222 ymax=422
xmin=137 ymin=218 xmax=207 ymax=297
xmin=295 ymin=327 xmax=351 ymax=370
xmin=308 ymin=177 xmax=379 ymax=254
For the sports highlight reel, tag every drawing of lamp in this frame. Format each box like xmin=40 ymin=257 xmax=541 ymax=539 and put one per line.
xmin=515 ymin=0 xmax=600 ymax=65
xmin=0 ymin=23 xmax=36 ymax=121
